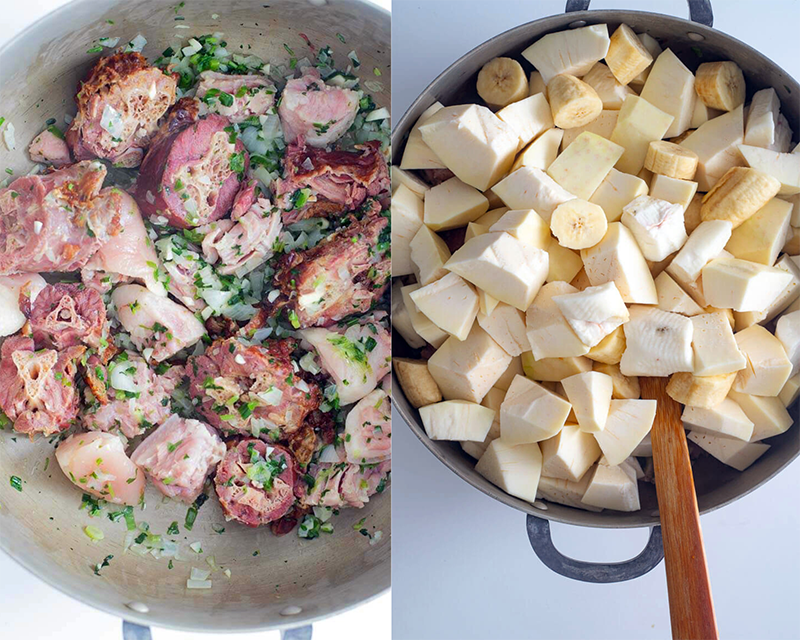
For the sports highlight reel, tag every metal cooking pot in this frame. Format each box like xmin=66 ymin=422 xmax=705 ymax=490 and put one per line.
xmin=0 ymin=0 xmax=390 ymax=636
xmin=392 ymin=0 xmax=799 ymax=583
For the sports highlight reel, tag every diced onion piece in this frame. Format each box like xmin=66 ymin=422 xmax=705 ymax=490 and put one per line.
xmin=3 ymin=121 xmax=16 ymax=150
xmin=189 ymin=541 xmax=203 ymax=554
xmin=299 ymin=352 xmax=321 ymax=374
xmin=186 ymin=579 xmax=213 ymax=589
xmin=109 ymin=360 xmax=141 ymax=394
xmin=267 ymin=289 xmax=281 ymax=303
xmin=313 ymin=506 xmax=333 ymax=522
xmin=319 ymin=445 xmax=339 ymax=463
xmin=257 ymin=386 xmax=283 ymax=406
xmin=365 ymin=107 xmax=390 ymax=122
xmin=190 ymin=566 xmax=211 ymax=581
xmin=100 ymin=105 xmax=125 ymax=140
xmin=125 ymin=34 xmax=147 ymax=52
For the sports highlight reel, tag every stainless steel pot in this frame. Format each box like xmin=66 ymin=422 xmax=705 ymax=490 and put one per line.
xmin=392 ymin=0 xmax=799 ymax=582
xmin=0 ymin=0 xmax=390 ymax=636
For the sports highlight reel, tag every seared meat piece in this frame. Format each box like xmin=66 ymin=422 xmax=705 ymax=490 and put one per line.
xmin=266 ymin=212 xmax=389 ymax=328
xmin=156 ymin=233 xmax=207 ymax=311
xmin=231 ymin=179 xmax=258 ymax=219
xmin=274 ymin=139 xmax=390 ymax=224
xmin=279 ymin=68 xmax=359 ymax=147
xmin=149 ymin=96 xmax=200 ymax=148
xmin=419 ymin=168 xmax=455 ymax=186
xmin=302 ymin=459 xmax=390 ymax=509
xmin=187 ymin=337 xmax=321 ymax=438
xmin=299 ymin=314 xmax=391 ymax=405
xmin=344 ymin=388 xmax=391 ymax=465
xmin=0 ymin=273 xmax=46 ymax=337
xmin=0 ymin=161 xmax=119 ymax=275
xmin=28 ymin=129 xmax=72 ymax=167
xmin=286 ymin=423 xmax=319 ymax=469
xmin=28 ymin=283 xmax=108 ymax=350
xmin=270 ymin=504 xmax=309 ymax=537
xmin=196 ymin=71 xmax=277 ymax=123
xmin=215 ymin=439 xmax=299 ymax=527
xmin=204 ymin=315 xmax=239 ymax=339
xmin=0 ymin=336 xmax=84 ymax=436
xmin=201 ymin=197 xmax=282 ymax=275
xmin=135 ymin=114 xmax=247 ymax=228
xmin=56 ymin=431 xmax=146 ymax=505
xmin=66 ymin=52 xmax=177 ymax=165
xmin=112 ymin=284 xmax=206 ymax=361
xmin=83 ymin=187 xmax=166 ymax=296
xmin=82 ymin=353 xmax=182 ymax=438
xmin=131 ymin=414 xmax=225 ymax=503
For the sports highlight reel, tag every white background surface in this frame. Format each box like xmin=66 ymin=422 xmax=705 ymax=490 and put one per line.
xmin=0 ymin=1 xmax=390 ymax=639
xmin=392 ymin=1 xmax=800 ymax=639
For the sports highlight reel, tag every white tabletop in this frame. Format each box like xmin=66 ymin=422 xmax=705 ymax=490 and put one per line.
xmin=0 ymin=1 xmax=390 ymax=639
xmin=391 ymin=1 xmax=800 ymax=639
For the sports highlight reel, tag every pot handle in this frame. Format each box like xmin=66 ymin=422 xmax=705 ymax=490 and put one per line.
xmin=526 ymin=515 xmax=664 ymax=583
xmin=281 ymin=625 xmax=314 ymax=640
xmin=122 ymin=621 xmax=151 ymax=640
xmin=121 ymin=620 xmax=313 ymax=638
xmin=565 ymin=0 xmax=714 ymax=27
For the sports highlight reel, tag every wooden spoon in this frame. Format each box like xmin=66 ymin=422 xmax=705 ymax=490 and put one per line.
xmin=640 ymin=377 xmax=719 ymax=640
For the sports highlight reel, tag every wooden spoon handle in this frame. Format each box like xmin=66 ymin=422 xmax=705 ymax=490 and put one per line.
xmin=640 ymin=377 xmax=718 ymax=640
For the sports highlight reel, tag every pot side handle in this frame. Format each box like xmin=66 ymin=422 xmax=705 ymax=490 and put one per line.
xmin=121 ymin=620 xmax=312 ymax=638
xmin=565 ymin=0 xmax=714 ymax=27
xmin=526 ymin=515 xmax=664 ymax=583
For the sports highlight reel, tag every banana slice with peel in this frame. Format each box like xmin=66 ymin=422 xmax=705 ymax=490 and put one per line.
xmin=547 ymin=74 xmax=603 ymax=129
xmin=644 ymin=140 xmax=699 ymax=180
xmin=700 ymin=166 xmax=782 ymax=228
xmin=477 ymin=57 xmax=529 ymax=109
xmin=695 ymin=61 xmax=746 ymax=112
xmin=551 ymin=199 xmax=608 ymax=250
xmin=666 ymin=371 xmax=737 ymax=409
xmin=606 ymin=24 xmax=653 ymax=86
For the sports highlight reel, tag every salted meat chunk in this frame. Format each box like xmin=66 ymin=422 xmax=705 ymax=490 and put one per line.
xmin=28 ymin=130 xmax=72 ymax=167
xmin=28 ymin=283 xmax=108 ymax=350
xmin=56 ymin=431 xmax=146 ymax=505
xmin=273 ymin=139 xmax=389 ymax=223
xmin=131 ymin=414 xmax=225 ymax=503
xmin=299 ymin=314 xmax=391 ymax=405
xmin=187 ymin=337 xmax=320 ymax=438
xmin=279 ymin=68 xmax=359 ymax=147
xmin=266 ymin=211 xmax=389 ymax=328
xmin=0 ymin=336 xmax=84 ymax=436
xmin=0 ymin=161 xmax=117 ymax=275
xmin=66 ymin=52 xmax=177 ymax=165
xmin=214 ymin=439 xmax=299 ymax=527
xmin=196 ymin=71 xmax=276 ymax=123
xmin=112 ymin=284 xmax=206 ymax=361
xmin=134 ymin=114 xmax=247 ymax=228
xmin=344 ymin=388 xmax=391 ymax=464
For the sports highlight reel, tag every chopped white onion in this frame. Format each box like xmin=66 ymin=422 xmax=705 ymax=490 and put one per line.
xmin=267 ymin=289 xmax=280 ymax=303
xmin=3 ymin=121 xmax=16 ymax=150
xmin=100 ymin=105 xmax=125 ymax=140
xmin=190 ymin=567 xmax=211 ymax=581
xmin=186 ymin=579 xmax=212 ymax=589
xmin=257 ymin=386 xmax=283 ymax=406
xmin=319 ymin=445 xmax=340 ymax=463
xmin=365 ymin=107 xmax=390 ymax=122
xmin=109 ymin=360 xmax=141 ymax=394
xmin=125 ymin=34 xmax=147 ymax=53
xmin=33 ymin=221 xmax=43 ymax=234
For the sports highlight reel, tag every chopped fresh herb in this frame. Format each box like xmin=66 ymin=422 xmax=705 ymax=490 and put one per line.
xmin=235 ymin=85 xmax=248 ymax=98
xmin=288 ymin=309 xmax=301 ymax=329
xmin=47 ymin=125 xmax=65 ymax=140
xmin=336 ymin=32 xmax=346 ymax=43
xmin=93 ymin=554 xmax=114 ymax=576
xmin=229 ymin=151 xmax=246 ymax=175
xmin=167 ymin=521 xmax=180 ymax=535
xmin=167 ymin=440 xmax=184 ymax=452
xmin=87 ymin=45 xmax=104 ymax=54
xmin=9 ymin=475 xmax=22 ymax=492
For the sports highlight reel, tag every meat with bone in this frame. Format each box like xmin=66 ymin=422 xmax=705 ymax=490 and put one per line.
xmin=265 ymin=211 xmax=389 ymax=328
xmin=112 ymin=284 xmax=206 ymax=362
xmin=0 ymin=336 xmax=85 ymax=437
xmin=214 ymin=439 xmax=299 ymax=527
xmin=83 ymin=352 xmax=182 ymax=438
xmin=0 ymin=161 xmax=120 ymax=275
xmin=66 ymin=52 xmax=177 ymax=166
xmin=302 ymin=458 xmax=390 ymax=509
xmin=273 ymin=139 xmax=390 ymax=223
xmin=196 ymin=71 xmax=277 ymax=123
xmin=28 ymin=282 xmax=108 ymax=350
xmin=83 ymin=188 xmax=167 ymax=296
xmin=131 ymin=414 xmax=225 ymax=503
xmin=344 ymin=388 xmax=391 ymax=465
xmin=299 ymin=314 xmax=391 ymax=405
xmin=279 ymin=68 xmax=359 ymax=147
xmin=0 ymin=273 xmax=46 ymax=337
xmin=28 ymin=129 xmax=72 ymax=167
xmin=201 ymin=197 xmax=282 ymax=275
xmin=188 ymin=337 xmax=320 ymax=439
xmin=56 ymin=431 xmax=146 ymax=506
xmin=134 ymin=114 xmax=247 ymax=228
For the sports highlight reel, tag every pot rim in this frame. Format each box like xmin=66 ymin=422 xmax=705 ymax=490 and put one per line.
xmin=391 ymin=7 xmax=800 ymax=530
